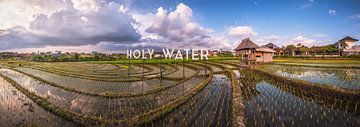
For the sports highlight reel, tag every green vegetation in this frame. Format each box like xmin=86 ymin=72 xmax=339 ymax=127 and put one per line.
xmin=238 ymin=66 xmax=360 ymax=126
xmin=31 ymin=53 xmax=123 ymax=62
xmin=274 ymin=58 xmax=360 ymax=64
xmin=272 ymin=58 xmax=360 ymax=68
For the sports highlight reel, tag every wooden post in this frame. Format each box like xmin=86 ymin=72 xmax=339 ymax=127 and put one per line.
xmin=160 ymin=54 xmax=163 ymax=85
xmin=128 ymin=58 xmax=130 ymax=78
xmin=182 ymin=57 xmax=185 ymax=92
xmin=204 ymin=58 xmax=207 ymax=77
xmin=142 ymin=59 xmax=145 ymax=93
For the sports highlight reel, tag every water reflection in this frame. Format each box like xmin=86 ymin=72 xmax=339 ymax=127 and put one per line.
xmin=262 ymin=65 xmax=360 ymax=89
xmin=0 ymin=77 xmax=76 ymax=127
xmin=0 ymin=68 xmax=205 ymax=121
xmin=244 ymin=82 xmax=360 ymax=127
xmin=150 ymin=75 xmax=232 ymax=127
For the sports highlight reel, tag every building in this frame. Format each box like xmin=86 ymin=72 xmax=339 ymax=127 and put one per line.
xmin=209 ymin=50 xmax=220 ymax=57
xmin=335 ymin=36 xmax=358 ymax=49
xmin=264 ymin=43 xmax=283 ymax=56
xmin=264 ymin=43 xmax=280 ymax=49
xmin=235 ymin=38 xmax=276 ymax=64
xmin=343 ymin=45 xmax=360 ymax=55
xmin=334 ymin=36 xmax=359 ymax=55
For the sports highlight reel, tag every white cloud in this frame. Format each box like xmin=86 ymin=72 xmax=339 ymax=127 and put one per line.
xmin=0 ymin=0 xmax=140 ymax=50
xmin=252 ymin=34 xmax=324 ymax=47
xmin=71 ymin=0 xmax=102 ymax=13
xmin=263 ymin=35 xmax=280 ymax=41
xmin=252 ymin=35 xmax=281 ymax=46
xmin=313 ymin=33 xmax=329 ymax=37
xmin=288 ymin=36 xmax=316 ymax=46
xmin=4 ymin=45 xmax=96 ymax=53
xmin=131 ymin=12 xmax=157 ymax=40
xmin=0 ymin=2 xmax=234 ymax=51
xmin=328 ymin=9 xmax=336 ymax=15
xmin=227 ymin=26 xmax=258 ymax=38
xmin=143 ymin=3 xmax=231 ymax=50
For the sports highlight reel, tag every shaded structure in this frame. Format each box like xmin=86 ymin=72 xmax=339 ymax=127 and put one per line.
xmin=264 ymin=43 xmax=280 ymax=49
xmin=335 ymin=36 xmax=360 ymax=55
xmin=235 ymin=38 xmax=276 ymax=65
xmin=264 ymin=43 xmax=283 ymax=56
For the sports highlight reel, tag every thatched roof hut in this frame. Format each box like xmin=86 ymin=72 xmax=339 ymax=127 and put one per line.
xmin=235 ymin=38 xmax=259 ymax=51
xmin=264 ymin=43 xmax=280 ymax=49
xmin=234 ymin=38 xmax=276 ymax=64
xmin=339 ymin=36 xmax=358 ymax=42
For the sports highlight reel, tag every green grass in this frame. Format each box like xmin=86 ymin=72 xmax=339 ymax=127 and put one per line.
xmin=270 ymin=58 xmax=360 ymax=69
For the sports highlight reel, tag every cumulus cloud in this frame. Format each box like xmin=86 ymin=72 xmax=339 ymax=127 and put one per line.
xmin=252 ymin=34 xmax=322 ymax=48
xmin=144 ymin=3 xmax=231 ymax=49
xmin=227 ymin=26 xmax=258 ymax=38
xmin=290 ymin=36 xmax=314 ymax=44
xmin=287 ymin=35 xmax=316 ymax=46
xmin=0 ymin=0 xmax=140 ymax=50
xmin=0 ymin=1 xmax=233 ymax=51
xmin=254 ymin=35 xmax=281 ymax=46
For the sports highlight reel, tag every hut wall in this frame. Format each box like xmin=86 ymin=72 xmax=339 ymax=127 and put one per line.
xmin=254 ymin=51 xmax=273 ymax=63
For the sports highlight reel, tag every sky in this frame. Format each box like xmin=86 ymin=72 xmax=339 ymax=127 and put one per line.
xmin=0 ymin=0 xmax=359 ymax=53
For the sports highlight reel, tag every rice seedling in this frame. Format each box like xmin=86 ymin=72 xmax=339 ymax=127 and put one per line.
xmin=1 ymin=59 xmax=359 ymax=126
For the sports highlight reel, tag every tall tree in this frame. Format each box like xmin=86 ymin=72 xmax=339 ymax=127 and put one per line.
xmin=286 ymin=44 xmax=297 ymax=56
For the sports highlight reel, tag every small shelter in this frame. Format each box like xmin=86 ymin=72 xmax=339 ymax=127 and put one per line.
xmin=334 ymin=36 xmax=360 ymax=56
xmin=264 ymin=43 xmax=280 ymax=49
xmin=235 ymin=38 xmax=276 ymax=65
xmin=335 ymin=36 xmax=358 ymax=50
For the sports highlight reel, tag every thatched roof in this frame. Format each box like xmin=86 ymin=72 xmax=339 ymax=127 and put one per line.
xmin=340 ymin=36 xmax=358 ymax=42
xmin=234 ymin=38 xmax=259 ymax=51
xmin=264 ymin=43 xmax=279 ymax=49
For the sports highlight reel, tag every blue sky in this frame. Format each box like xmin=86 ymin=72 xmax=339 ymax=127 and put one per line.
xmin=131 ymin=0 xmax=360 ymax=39
xmin=0 ymin=0 xmax=359 ymax=52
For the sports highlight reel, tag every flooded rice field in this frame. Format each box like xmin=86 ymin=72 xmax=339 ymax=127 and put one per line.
xmin=260 ymin=65 xmax=360 ymax=89
xmin=0 ymin=61 xmax=359 ymax=126
xmin=243 ymin=82 xmax=360 ymax=126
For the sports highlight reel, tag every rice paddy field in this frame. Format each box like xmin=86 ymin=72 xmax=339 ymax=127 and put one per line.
xmin=0 ymin=58 xmax=359 ymax=126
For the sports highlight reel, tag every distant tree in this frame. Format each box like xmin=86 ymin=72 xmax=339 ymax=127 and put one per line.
xmin=299 ymin=45 xmax=311 ymax=55
xmin=296 ymin=43 xmax=302 ymax=47
xmin=318 ymin=45 xmax=338 ymax=54
xmin=94 ymin=55 xmax=100 ymax=61
xmin=286 ymin=45 xmax=297 ymax=56
xmin=74 ymin=53 xmax=80 ymax=61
